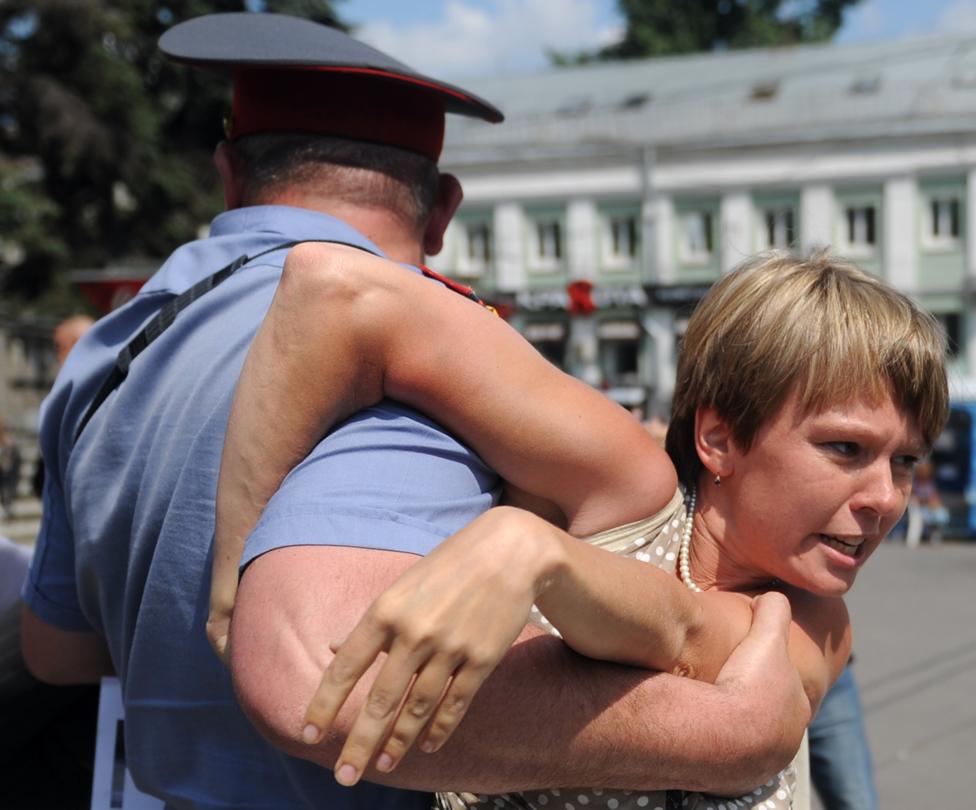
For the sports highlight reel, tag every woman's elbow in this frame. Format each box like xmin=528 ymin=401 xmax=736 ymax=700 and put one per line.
xmin=280 ymin=242 xmax=364 ymax=306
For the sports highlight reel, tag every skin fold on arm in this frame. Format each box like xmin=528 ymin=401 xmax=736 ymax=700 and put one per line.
xmin=214 ymin=242 xmax=846 ymax=788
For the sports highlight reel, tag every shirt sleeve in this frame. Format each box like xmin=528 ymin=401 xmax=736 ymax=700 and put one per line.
xmin=242 ymin=400 xmax=500 ymax=568
xmin=22 ymin=473 xmax=92 ymax=632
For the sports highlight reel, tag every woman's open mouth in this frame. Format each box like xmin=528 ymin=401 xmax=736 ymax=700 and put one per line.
xmin=819 ymin=534 xmax=864 ymax=558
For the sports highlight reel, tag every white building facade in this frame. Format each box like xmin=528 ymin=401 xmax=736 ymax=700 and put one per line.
xmin=430 ymin=34 xmax=976 ymax=410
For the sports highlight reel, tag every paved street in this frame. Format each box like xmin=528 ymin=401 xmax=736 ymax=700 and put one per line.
xmin=813 ymin=540 xmax=976 ymax=807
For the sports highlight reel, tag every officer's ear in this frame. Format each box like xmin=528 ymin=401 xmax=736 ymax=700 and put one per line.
xmin=214 ymin=142 xmax=246 ymax=210
xmin=422 ymin=173 xmax=463 ymax=257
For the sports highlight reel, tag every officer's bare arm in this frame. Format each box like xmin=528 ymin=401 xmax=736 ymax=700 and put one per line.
xmin=231 ymin=543 xmax=807 ymax=795
xmin=21 ymin=604 xmax=114 ymax=684
xmin=209 ymin=242 xmax=674 ymax=659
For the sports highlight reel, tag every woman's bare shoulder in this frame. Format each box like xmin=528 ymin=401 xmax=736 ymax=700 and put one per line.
xmin=783 ymin=588 xmax=852 ymax=710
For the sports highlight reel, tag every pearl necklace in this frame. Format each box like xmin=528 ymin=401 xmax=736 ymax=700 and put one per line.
xmin=678 ymin=486 xmax=703 ymax=593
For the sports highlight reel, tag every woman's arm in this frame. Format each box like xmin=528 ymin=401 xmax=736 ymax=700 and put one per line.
xmin=208 ymin=242 xmax=675 ymax=659
xmin=233 ymin=543 xmax=809 ymax=795
xmin=299 ymin=505 xmax=850 ymax=786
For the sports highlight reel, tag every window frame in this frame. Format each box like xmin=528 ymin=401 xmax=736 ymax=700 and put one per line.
xmin=525 ymin=209 xmax=567 ymax=275
xmin=677 ymin=210 xmax=715 ymax=265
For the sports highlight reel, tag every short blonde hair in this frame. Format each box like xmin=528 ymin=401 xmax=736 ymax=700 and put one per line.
xmin=666 ymin=250 xmax=949 ymax=486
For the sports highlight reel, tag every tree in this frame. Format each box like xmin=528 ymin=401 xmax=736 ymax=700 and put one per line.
xmin=0 ymin=0 xmax=344 ymax=314
xmin=555 ymin=0 xmax=863 ymax=64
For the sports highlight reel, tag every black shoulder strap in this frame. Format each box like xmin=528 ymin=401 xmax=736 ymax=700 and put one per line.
xmin=73 ymin=240 xmax=494 ymax=445
xmin=74 ymin=239 xmax=359 ymax=443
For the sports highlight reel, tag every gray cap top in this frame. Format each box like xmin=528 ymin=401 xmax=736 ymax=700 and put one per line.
xmin=159 ymin=12 xmax=503 ymax=123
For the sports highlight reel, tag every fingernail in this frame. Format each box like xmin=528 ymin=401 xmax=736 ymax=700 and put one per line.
xmin=301 ymin=724 xmax=320 ymax=744
xmin=376 ymin=753 xmax=394 ymax=772
xmin=335 ymin=763 xmax=358 ymax=786
xmin=420 ymin=740 xmax=436 ymax=753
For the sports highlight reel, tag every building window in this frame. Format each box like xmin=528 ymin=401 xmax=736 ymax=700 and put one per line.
xmin=844 ymin=205 xmax=876 ymax=252
xmin=606 ymin=215 xmax=638 ymax=263
xmin=934 ymin=311 xmax=961 ymax=357
xmin=679 ymin=211 xmax=713 ymax=263
xmin=457 ymin=220 xmax=492 ymax=278
xmin=763 ymin=206 xmax=794 ymax=249
xmin=524 ymin=322 xmax=567 ymax=368
xmin=466 ymin=222 xmax=492 ymax=263
xmin=598 ymin=320 xmax=642 ymax=387
xmin=601 ymin=341 xmax=640 ymax=386
xmin=528 ymin=217 xmax=563 ymax=272
xmin=537 ymin=221 xmax=562 ymax=261
xmin=925 ymin=197 xmax=961 ymax=248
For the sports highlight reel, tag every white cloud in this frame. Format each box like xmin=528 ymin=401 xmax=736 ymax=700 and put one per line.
xmin=835 ymin=0 xmax=886 ymax=43
xmin=357 ymin=0 xmax=620 ymax=78
xmin=936 ymin=0 xmax=976 ymax=33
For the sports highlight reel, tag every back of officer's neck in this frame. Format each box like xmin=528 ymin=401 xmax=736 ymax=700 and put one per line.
xmin=237 ymin=191 xmax=424 ymax=265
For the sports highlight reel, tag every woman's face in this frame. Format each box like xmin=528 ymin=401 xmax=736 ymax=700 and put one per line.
xmin=724 ymin=389 xmax=925 ymax=597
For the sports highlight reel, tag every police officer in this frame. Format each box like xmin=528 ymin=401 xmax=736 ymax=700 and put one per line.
xmin=21 ymin=13 xmax=800 ymax=809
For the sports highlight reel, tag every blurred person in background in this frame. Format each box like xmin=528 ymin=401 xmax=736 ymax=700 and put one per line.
xmin=33 ymin=313 xmax=96 ymax=498
xmin=54 ymin=314 xmax=96 ymax=366
xmin=906 ymin=459 xmax=949 ymax=546
xmin=808 ymin=658 xmax=878 ymax=810
xmin=0 ymin=416 xmax=21 ymax=520
xmin=0 ymin=534 xmax=32 ymax=609
xmin=0 ymin=315 xmax=98 ymax=809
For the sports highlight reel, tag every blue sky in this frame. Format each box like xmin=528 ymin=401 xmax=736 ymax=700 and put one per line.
xmin=337 ymin=0 xmax=976 ymax=79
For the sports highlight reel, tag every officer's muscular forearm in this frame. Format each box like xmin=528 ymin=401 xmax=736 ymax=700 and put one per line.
xmin=209 ymin=247 xmax=388 ymax=657
xmin=232 ymin=545 xmax=807 ymax=796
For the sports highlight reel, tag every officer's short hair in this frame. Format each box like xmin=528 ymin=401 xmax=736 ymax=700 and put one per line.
xmin=233 ymin=133 xmax=441 ymax=230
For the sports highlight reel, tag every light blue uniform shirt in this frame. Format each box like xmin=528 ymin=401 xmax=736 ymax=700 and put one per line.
xmin=24 ymin=206 xmax=500 ymax=809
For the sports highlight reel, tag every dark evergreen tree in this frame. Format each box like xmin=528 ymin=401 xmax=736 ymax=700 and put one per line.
xmin=553 ymin=0 xmax=863 ymax=65
xmin=0 ymin=0 xmax=343 ymax=312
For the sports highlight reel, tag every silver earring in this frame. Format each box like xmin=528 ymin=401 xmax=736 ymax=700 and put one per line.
xmin=713 ymin=474 xmax=721 ymax=486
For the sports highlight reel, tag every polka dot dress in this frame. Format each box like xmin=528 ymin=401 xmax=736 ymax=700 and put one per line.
xmin=434 ymin=489 xmax=798 ymax=810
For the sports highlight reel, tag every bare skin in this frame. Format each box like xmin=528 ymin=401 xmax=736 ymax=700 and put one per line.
xmin=232 ymin=559 xmax=807 ymax=794
xmin=211 ymin=243 xmax=869 ymax=788
xmin=21 ymin=151 xmax=810 ymax=802
xmin=209 ymin=242 xmax=677 ymax=658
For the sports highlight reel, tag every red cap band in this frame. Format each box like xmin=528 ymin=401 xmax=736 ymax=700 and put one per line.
xmin=230 ymin=68 xmax=446 ymax=160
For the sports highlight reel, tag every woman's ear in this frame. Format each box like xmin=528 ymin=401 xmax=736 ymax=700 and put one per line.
xmin=695 ymin=407 xmax=735 ymax=480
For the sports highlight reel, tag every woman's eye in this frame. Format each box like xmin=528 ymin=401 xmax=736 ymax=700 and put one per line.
xmin=896 ymin=455 xmax=920 ymax=471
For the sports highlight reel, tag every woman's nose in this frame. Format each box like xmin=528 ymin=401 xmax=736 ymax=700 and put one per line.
xmin=852 ymin=461 xmax=905 ymax=520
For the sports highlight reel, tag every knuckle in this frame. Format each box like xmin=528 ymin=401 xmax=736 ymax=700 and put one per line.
xmin=323 ymin=657 xmax=356 ymax=686
xmin=366 ymin=600 xmax=398 ymax=631
xmin=437 ymin=692 xmax=468 ymax=720
xmin=381 ymin=725 xmax=419 ymax=764
xmin=465 ymin=645 xmax=499 ymax=672
xmin=399 ymin=623 xmax=437 ymax=652
xmin=341 ymin=736 xmax=375 ymax=765
xmin=402 ymin=694 xmax=433 ymax=720
xmin=439 ymin=639 xmax=467 ymax=661
xmin=362 ymin=689 xmax=397 ymax=720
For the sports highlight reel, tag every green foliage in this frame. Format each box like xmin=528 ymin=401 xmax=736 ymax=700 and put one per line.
xmin=559 ymin=0 xmax=863 ymax=63
xmin=0 ymin=0 xmax=344 ymax=313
